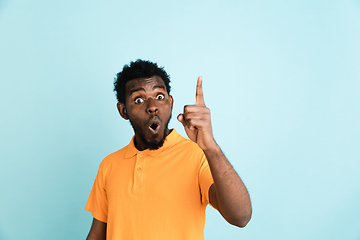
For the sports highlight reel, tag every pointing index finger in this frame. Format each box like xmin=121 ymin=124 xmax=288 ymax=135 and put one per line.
xmin=195 ymin=76 xmax=205 ymax=106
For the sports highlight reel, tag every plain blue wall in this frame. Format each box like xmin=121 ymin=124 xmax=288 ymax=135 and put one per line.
xmin=1 ymin=0 xmax=359 ymax=239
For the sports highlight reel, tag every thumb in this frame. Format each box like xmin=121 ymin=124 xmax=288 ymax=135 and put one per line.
xmin=177 ymin=114 xmax=187 ymax=127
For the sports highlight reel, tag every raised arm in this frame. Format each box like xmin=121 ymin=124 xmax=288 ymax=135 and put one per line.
xmin=177 ymin=77 xmax=252 ymax=227
xmin=86 ymin=218 xmax=107 ymax=240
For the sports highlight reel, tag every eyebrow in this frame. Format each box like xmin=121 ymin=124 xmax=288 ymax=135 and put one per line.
xmin=129 ymin=85 xmax=166 ymax=96
xmin=153 ymin=85 xmax=166 ymax=91
xmin=129 ymin=87 xmax=145 ymax=96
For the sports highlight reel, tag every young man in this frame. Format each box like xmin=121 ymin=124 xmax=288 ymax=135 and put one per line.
xmin=85 ymin=60 xmax=252 ymax=240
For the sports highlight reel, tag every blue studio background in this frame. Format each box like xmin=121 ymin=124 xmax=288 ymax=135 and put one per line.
xmin=1 ymin=0 xmax=359 ymax=239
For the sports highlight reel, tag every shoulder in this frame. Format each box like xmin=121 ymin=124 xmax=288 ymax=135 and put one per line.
xmin=168 ymin=130 xmax=191 ymax=145
xmin=168 ymin=130 xmax=205 ymax=157
xmin=177 ymin=134 xmax=202 ymax=150
xmin=98 ymin=144 xmax=128 ymax=171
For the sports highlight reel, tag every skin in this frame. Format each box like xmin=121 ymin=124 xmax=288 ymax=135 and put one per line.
xmin=86 ymin=218 xmax=106 ymax=240
xmin=117 ymin=76 xmax=173 ymax=151
xmin=177 ymin=76 xmax=252 ymax=227
xmin=86 ymin=76 xmax=252 ymax=239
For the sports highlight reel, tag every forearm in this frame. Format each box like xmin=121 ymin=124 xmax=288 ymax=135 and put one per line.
xmin=178 ymin=76 xmax=252 ymax=226
xmin=204 ymin=144 xmax=252 ymax=227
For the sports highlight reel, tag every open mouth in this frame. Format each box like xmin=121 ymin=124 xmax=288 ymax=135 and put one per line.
xmin=149 ymin=122 xmax=160 ymax=133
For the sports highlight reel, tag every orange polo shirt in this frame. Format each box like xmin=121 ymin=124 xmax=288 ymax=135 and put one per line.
xmin=85 ymin=129 xmax=214 ymax=240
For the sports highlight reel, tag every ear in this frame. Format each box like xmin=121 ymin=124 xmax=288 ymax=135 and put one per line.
xmin=169 ymin=95 xmax=174 ymax=110
xmin=117 ymin=102 xmax=128 ymax=120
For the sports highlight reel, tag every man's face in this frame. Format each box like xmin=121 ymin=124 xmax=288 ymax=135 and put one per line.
xmin=117 ymin=76 xmax=173 ymax=151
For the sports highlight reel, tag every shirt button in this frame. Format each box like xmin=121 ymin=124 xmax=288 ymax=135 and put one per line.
xmin=137 ymin=167 xmax=141 ymax=171
xmin=139 ymin=153 xmax=143 ymax=157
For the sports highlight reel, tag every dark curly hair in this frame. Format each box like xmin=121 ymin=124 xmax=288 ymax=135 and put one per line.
xmin=114 ymin=59 xmax=171 ymax=104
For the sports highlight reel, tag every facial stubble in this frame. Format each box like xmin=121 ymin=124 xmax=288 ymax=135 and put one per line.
xmin=129 ymin=113 xmax=172 ymax=150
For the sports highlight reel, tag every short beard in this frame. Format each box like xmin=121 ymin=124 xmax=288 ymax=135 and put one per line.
xmin=130 ymin=114 xmax=172 ymax=150
xmin=138 ymin=126 xmax=168 ymax=150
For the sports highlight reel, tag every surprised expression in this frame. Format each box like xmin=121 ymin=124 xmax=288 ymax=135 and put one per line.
xmin=117 ymin=76 xmax=173 ymax=151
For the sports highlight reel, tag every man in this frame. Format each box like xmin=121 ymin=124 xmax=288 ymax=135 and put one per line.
xmin=85 ymin=60 xmax=252 ymax=240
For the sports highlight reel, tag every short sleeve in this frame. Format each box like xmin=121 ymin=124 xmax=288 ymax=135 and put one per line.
xmin=199 ymin=154 xmax=214 ymax=205
xmin=85 ymin=162 xmax=108 ymax=223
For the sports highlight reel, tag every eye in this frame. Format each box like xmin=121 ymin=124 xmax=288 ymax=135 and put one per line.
xmin=134 ymin=97 xmax=144 ymax=104
xmin=156 ymin=93 xmax=165 ymax=100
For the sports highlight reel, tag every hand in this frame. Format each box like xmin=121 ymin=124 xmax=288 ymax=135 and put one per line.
xmin=177 ymin=76 xmax=217 ymax=151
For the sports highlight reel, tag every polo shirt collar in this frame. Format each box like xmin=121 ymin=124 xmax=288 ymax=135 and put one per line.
xmin=125 ymin=129 xmax=181 ymax=158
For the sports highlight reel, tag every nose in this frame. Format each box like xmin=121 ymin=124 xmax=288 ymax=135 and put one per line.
xmin=146 ymin=98 xmax=158 ymax=114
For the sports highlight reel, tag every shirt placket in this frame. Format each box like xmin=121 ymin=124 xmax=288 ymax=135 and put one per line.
xmin=133 ymin=152 xmax=145 ymax=191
